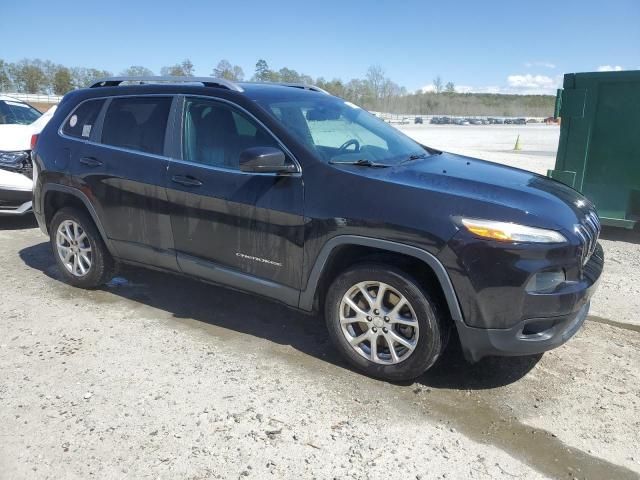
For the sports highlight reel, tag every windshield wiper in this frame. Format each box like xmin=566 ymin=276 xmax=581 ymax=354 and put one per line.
xmin=328 ymin=159 xmax=391 ymax=168
xmin=400 ymin=152 xmax=429 ymax=164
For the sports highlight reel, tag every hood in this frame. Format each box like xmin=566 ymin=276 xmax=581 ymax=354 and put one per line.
xmin=376 ymin=152 xmax=590 ymax=230
xmin=0 ymin=105 xmax=57 ymax=152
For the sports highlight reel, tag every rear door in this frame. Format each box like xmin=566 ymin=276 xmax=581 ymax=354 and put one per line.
xmin=165 ymin=96 xmax=304 ymax=304
xmin=71 ymin=95 xmax=177 ymax=270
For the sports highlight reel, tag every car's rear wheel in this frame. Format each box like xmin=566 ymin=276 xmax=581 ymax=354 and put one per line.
xmin=325 ymin=263 xmax=448 ymax=382
xmin=50 ymin=207 xmax=114 ymax=288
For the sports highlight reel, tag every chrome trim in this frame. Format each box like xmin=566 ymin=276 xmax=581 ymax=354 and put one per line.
xmin=57 ymin=93 xmax=302 ymax=176
xmin=575 ymin=209 xmax=601 ymax=266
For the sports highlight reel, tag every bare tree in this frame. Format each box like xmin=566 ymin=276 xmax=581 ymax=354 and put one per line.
xmin=161 ymin=59 xmax=194 ymax=77
xmin=212 ymin=60 xmax=244 ymax=81
xmin=120 ymin=66 xmax=154 ymax=77
xmin=433 ymin=75 xmax=443 ymax=94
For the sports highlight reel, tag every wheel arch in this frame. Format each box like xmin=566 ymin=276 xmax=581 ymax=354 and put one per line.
xmin=42 ymin=184 xmax=115 ymax=255
xmin=299 ymin=235 xmax=464 ymax=324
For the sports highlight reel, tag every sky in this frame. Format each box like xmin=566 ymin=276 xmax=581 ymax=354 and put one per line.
xmin=3 ymin=0 xmax=639 ymax=95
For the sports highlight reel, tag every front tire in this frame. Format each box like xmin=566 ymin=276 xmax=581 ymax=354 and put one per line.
xmin=50 ymin=207 xmax=114 ymax=288
xmin=325 ymin=263 xmax=448 ymax=382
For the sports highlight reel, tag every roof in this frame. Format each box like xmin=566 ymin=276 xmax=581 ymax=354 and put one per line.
xmin=0 ymin=95 xmax=28 ymax=103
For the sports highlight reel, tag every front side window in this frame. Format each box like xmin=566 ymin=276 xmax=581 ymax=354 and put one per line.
xmin=257 ymin=95 xmax=429 ymax=165
xmin=0 ymin=100 xmax=42 ymax=125
xmin=62 ymin=99 xmax=104 ymax=138
xmin=101 ymin=97 xmax=171 ymax=155
xmin=183 ymin=98 xmax=281 ymax=170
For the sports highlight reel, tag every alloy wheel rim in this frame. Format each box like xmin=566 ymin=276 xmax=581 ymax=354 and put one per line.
xmin=56 ymin=220 xmax=92 ymax=277
xmin=339 ymin=281 xmax=419 ymax=365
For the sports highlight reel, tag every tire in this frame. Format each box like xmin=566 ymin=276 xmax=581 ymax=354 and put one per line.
xmin=325 ymin=263 xmax=448 ymax=382
xmin=49 ymin=207 xmax=114 ymax=289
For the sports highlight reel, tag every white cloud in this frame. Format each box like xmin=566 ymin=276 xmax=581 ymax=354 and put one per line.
xmin=418 ymin=73 xmax=561 ymax=96
xmin=420 ymin=84 xmax=436 ymax=93
xmin=524 ymin=61 xmax=556 ymax=69
xmin=507 ymin=74 xmax=555 ymax=89
xmin=597 ymin=65 xmax=624 ymax=72
xmin=455 ymin=85 xmax=503 ymax=94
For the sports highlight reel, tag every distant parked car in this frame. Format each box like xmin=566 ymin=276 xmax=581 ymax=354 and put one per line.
xmin=513 ymin=118 xmax=527 ymax=125
xmin=526 ymin=118 xmax=540 ymax=124
xmin=453 ymin=118 xmax=470 ymax=125
xmin=0 ymin=96 xmax=56 ymax=215
xmin=468 ymin=118 xmax=482 ymax=125
xmin=414 ymin=116 xmax=423 ymax=124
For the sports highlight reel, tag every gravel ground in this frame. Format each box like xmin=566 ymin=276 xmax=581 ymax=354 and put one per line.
xmin=1 ymin=125 xmax=639 ymax=479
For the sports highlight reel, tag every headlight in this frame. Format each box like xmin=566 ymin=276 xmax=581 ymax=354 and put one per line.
xmin=0 ymin=151 xmax=30 ymax=170
xmin=460 ymin=218 xmax=567 ymax=243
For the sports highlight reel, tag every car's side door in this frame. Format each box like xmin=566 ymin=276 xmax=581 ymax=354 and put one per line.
xmin=70 ymin=95 xmax=177 ymax=270
xmin=165 ymin=96 xmax=305 ymax=305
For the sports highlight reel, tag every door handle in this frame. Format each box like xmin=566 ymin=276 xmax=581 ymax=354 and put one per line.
xmin=171 ymin=175 xmax=203 ymax=187
xmin=79 ymin=156 xmax=103 ymax=167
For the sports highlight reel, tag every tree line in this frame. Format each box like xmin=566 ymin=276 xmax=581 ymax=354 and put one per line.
xmin=0 ymin=58 xmax=554 ymax=116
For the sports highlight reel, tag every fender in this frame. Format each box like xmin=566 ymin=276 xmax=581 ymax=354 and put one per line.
xmin=41 ymin=183 xmax=117 ymax=255
xmin=298 ymin=235 xmax=464 ymax=323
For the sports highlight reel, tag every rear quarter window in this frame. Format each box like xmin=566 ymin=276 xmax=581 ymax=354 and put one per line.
xmin=62 ymin=99 xmax=105 ymax=139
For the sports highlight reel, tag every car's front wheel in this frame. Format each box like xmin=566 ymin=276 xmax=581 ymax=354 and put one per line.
xmin=50 ymin=207 xmax=114 ymax=288
xmin=325 ymin=263 xmax=448 ymax=382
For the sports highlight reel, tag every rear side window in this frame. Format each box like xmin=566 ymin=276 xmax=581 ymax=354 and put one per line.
xmin=101 ymin=97 xmax=172 ymax=155
xmin=62 ymin=99 xmax=104 ymax=138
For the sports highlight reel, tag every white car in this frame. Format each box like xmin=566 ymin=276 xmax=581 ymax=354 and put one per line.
xmin=0 ymin=96 xmax=56 ymax=215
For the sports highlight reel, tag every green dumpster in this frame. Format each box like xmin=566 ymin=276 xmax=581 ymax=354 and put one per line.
xmin=548 ymin=70 xmax=640 ymax=229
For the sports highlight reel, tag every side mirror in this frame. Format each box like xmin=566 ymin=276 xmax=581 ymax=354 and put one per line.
xmin=239 ymin=147 xmax=297 ymax=174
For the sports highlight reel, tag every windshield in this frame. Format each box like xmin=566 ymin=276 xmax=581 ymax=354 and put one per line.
xmin=0 ymin=100 xmax=42 ymax=125
xmin=256 ymin=94 xmax=429 ymax=165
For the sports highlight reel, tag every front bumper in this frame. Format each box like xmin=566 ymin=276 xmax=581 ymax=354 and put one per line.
xmin=0 ymin=187 xmax=33 ymax=215
xmin=447 ymin=240 xmax=603 ymax=362
xmin=456 ymin=301 xmax=591 ymax=362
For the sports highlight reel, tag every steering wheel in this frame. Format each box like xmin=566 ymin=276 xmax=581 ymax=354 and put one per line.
xmin=338 ymin=139 xmax=360 ymax=153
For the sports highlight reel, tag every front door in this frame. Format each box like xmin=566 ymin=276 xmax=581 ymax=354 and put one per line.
xmin=165 ymin=97 xmax=304 ymax=305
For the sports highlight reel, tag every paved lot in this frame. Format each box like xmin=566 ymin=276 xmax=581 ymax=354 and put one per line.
xmin=1 ymin=125 xmax=639 ymax=479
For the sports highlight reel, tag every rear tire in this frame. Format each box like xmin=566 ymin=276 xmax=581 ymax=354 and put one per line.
xmin=49 ymin=207 xmax=114 ymax=289
xmin=325 ymin=263 xmax=448 ymax=382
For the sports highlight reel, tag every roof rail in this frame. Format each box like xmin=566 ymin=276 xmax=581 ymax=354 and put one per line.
xmin=238 ymin=81 xmax=330 ymax=95
xmin=272 ymin=82 xmax=331 ymax=95
xmin=89 ymin=76 xmax=244 ymax=92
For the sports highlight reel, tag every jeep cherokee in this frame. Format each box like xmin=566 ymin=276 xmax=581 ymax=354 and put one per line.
xmin=31 ymin=76 xmax=603 ymax=381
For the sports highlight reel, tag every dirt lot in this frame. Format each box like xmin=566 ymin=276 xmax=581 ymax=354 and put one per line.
xmin=1 ymin=125 xmax=639 ymax=479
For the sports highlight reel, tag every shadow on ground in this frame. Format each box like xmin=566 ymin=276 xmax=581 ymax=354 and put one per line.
xmin=19 ymin=241 xmax=539 ymax=390
xmin=0 ymin=215 xmax=37 ymax=230
xmin=600 ymin=225 xmax=640 ymax=245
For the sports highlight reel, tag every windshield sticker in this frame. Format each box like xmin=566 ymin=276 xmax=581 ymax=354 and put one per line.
xmin=82 ymin=124 xmax=92 ymax=138
xmin=69 ymin=115 xmax=78 ymax=127
xmin=344 ymin=101 xmax=361 ymax=109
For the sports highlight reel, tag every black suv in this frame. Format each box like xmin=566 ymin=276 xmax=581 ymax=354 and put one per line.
xmin=32 ymin=77 xmax=603 ymax=381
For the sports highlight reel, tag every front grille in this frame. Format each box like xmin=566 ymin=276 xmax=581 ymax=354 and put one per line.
xmin=575 ymin=210 xmax=601 ymax=266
